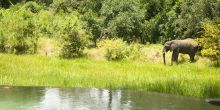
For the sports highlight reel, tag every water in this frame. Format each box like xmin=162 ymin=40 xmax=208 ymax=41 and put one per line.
xmin=0 ymin=86 xmax=219 ymax=110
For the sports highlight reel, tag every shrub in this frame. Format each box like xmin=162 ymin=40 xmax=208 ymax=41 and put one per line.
xmin=0 ymin=8 xmax=38 ymax=54
xmin=127 ymin=43 xmax=144 ymax=60
xmin=60 ymin=31 xmax=88 ymax=58
xmin=197 ymin=21 xmax=220 ymax=66
xmin=54 ymin=12 xmax=90 ymax=58
xmin=97 ymin=38 xmax=130 ymax=60
xmin=0 ymin=1 xmax=44 ymax=53
xmin=23 ymin=1 xmax=44 ymax=13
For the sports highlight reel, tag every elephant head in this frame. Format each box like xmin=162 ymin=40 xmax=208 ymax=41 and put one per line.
xmin=163 ymin=41 xmax=174 ymax=65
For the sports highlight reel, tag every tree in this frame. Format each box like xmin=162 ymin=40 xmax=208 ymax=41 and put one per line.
xmin=167 ymin=0 xmax=220 ymax=39
xmin=0 ymin=6 xmax=38 ymax=54
xmin=101 ymin=0 xmax=146 ymax=43
xmin=198 ymin=21 xmax=220 ymax=66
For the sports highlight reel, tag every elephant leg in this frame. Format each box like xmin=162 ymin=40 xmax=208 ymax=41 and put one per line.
xmin=175 ymin=52 xmax=179 ymax=63
xmin=189 ymin=53 xmax=195 ymax=62
xmin=171 ymin=50 xmax=179 ymax=65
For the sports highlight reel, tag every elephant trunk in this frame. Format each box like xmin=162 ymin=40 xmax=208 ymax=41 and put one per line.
xmin=163 ymin=47 xmax=166 ymax=65
xmin=163 ymin=53 xmax=166 ymax=65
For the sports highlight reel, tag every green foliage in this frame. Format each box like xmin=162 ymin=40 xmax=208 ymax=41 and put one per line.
xmin=0 ymin=1 xmax=89 ymax=56
xmin=35 ymin=10 xmax=84 ymax=39
xmin=23 ymin=1 xmax=44 ymax=13
xmin=127 ymin=43 xmax=144 ymax=60
xmin=198 ymin=21 xmax=220 ymax=66
xmin=78 ymin=0 xmax=103 ymax=14
xmin=79 ymin=0 xmax=220 ymax=43
xmin=164 ymin=0 xmax=220 ymax=39
xmin=82 ymin=11 xmax=102 ymax=46
xmin=97 ymin=39 xmax=130 ymax=60
xmin=61 ymin=31 xmax=88 ymax=58
xmin=101 ymin=0 xmax=146 ymax=43
xmin=0 ymin=7 xmax=37 ymax=54
xmin=50 ymin=12 xmax=90 ymax=58
xmin=0 ymin=0 xmax=220 ymax=55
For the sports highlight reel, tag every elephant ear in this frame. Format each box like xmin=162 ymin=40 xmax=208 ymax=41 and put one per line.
xmin=170 ymin=42 xmax=177 ymax=51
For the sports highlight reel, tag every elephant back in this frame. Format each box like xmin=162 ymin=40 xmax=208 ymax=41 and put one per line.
xmin=182 ymin=38 xmax=198 ymax=47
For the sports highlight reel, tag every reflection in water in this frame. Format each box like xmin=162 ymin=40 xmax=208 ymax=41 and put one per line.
xmin=0 ymin=86 xmax=219 ymax=110
xmin=39 ymin=88 xmax=62 ymax=110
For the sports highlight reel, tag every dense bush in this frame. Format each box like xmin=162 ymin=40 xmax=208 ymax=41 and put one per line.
xmin=52 ymin=12 xmax=90 ymax=58
xmin=97 ymin=39 xmax=130 ymax=60
xmin=0 ymin=2 xmax=89 ymax=56
xmin=0 ymin=0 xmax=219 ymax=61
xmin=0 ymin=8 xmax=37 ymax=54
xmin=90 ymin=39 xmax=164 ymax=62
xmin=101 ymin=0 xmax=146 ymax=43
xmin=128 ymin=43 xmax=145 ymax=60
xmin=1 ymin=0 xmax=220 ymax=44
xmin=198 ymin=21 xmax=220 ymax=66
xmin=61 ymin=31 xmax=88 ymax=58
xmin=34 ymin=8 xmax=90 ymax=58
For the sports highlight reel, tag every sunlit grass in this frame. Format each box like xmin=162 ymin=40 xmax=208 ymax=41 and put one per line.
xmin=0 ymin=53 xmax=219 ymax=98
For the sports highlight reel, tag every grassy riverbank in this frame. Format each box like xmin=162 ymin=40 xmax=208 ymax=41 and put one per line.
xmin=0 ymin=53 xmax=220 ymax=98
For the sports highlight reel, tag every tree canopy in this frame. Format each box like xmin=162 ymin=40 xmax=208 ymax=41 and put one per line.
xmin=0 ymin=0 xmax=219 ymax=60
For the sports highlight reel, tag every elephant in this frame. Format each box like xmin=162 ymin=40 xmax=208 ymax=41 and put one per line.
xmin=163 ymin=38 xmax=200 ymax=65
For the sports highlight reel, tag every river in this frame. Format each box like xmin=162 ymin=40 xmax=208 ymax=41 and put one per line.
xmin=0 ymin=86 xmax=219 ymax=110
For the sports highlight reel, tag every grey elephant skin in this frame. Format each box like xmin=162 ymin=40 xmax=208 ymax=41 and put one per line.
xmin=163 ymin=38 xmax=200 ymax=65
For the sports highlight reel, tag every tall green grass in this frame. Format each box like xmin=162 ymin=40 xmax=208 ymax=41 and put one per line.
xmin=0 ymin=53 xmax=219 ymax=98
